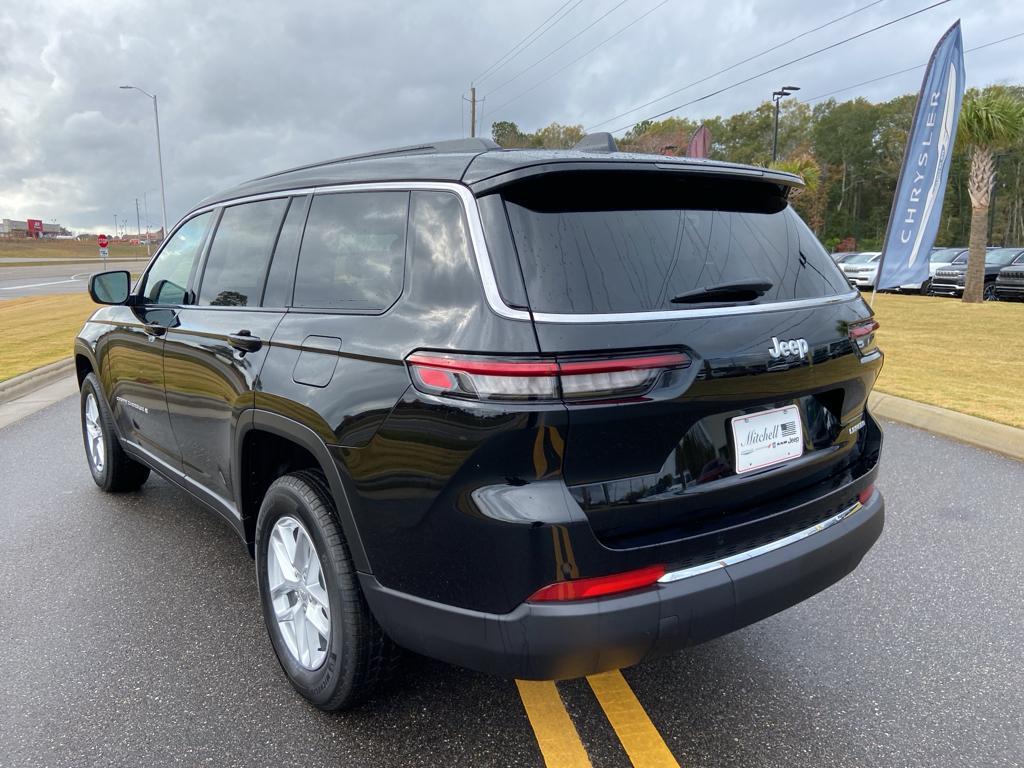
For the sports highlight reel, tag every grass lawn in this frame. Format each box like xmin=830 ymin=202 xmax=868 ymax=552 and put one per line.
xmin=871 ymin=293 xmax=1024 ymax=429
xmin=0 ymin=293 xmax=98 ymax=383
xmin=0 ymin=290 xmax=1021 ymax=431
xmin=0 ymin=238 xmax=149 ymax=262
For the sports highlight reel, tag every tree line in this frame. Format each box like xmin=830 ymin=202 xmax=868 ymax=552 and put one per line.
xmin=491 ymin=85 xmax=1024 ymax=254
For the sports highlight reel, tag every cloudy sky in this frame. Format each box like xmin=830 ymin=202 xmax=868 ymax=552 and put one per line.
xmin=1 ymin=0 xmax=1022 ymax=232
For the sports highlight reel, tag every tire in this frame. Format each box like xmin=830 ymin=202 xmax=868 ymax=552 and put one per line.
xmin=255 ymin=470 xmax=398 ymax=710
xmin=80 ymin=373 xmax=151 ymax=492
xmin=983 ymin=282 xmax=998 ymax=301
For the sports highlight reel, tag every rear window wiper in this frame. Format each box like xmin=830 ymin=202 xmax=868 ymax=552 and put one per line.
xmin=670 ymin=280 xmax=774 ymax=304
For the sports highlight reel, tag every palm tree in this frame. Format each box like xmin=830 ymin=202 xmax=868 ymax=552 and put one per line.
xmin=956 ymin=88 xmax=1024 ymax=302
xmin=770 ymin=154 xmax=821 ymax=198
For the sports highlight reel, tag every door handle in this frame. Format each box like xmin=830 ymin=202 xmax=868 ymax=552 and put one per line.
xmin=143 ymin=323 xmax=168 ymax=337
xmin=228 ymin=330 xmax=262 ymax=353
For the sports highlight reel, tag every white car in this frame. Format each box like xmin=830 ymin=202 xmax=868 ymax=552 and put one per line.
xmin=839 ymin=251 xmax=881 ymax=289
xmin=899 ymin=247 xmax=965 ymax=292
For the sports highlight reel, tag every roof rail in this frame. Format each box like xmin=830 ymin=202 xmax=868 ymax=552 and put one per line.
xmin=573 ymin=132 xmax=619 ymax=153
xmin=252 ymin=137 xmax=501 ymax=181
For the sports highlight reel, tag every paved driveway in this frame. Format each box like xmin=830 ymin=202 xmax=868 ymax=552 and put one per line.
xmin=1 ymin=398 xmax=1020 ymax=767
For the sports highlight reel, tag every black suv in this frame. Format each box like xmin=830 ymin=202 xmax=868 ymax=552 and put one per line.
xmin=76 ymin=136 xmax=884 ymax=709
xmin=930 ymin=247 xmax=1024 ymax=299
xmin=995 ymin=259 xmax=1024 ymax=300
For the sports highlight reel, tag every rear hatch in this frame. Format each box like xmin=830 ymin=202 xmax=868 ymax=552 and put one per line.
xmin=477 ymin=169 xmax=882 ymax=556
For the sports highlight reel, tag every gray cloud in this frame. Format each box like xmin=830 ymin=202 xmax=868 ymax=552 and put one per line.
xmin=1 ymin=0 xmax=1021 ymax=231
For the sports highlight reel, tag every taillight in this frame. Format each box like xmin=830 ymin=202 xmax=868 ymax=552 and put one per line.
xmin=405 ymin=351 xmax=690 ymax=403
xmin=857 ymin=484 xmax=875 ymax=505
xmin=849 ymin=318 xmax=879 ymax=356
xmin=527 ymin=564 xmax=666 ymax=602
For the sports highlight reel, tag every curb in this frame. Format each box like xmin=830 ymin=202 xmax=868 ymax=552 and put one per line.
xmin=0 ymin=358 xmax=75 ymax=406
xmin=869 ymin=391 xmax=1024 ymax=463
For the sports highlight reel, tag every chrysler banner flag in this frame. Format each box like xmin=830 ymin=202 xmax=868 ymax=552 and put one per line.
xmin=876 ymin=21 xmax=965 ymax=291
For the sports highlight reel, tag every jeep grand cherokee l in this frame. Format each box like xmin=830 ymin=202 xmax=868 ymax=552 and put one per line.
xmin=75 ymin=135 xmax=884 ymax=710
xmin=930 ymin=247 xmax=1024 ymax=299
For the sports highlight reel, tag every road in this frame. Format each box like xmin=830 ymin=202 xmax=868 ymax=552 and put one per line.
xmin=1 ymin=398 xmax=1021 ymax=768
xmin=0 ymin=259 xmax=150 ymax=299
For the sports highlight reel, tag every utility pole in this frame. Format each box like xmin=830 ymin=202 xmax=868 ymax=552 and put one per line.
xmin=135 ymin=197 xmax=143 ymax=244
xmin=463 ymin=85 xmax=484 ymax=138
xmin=113 ymin=213 xmax=118 ymax=239
xmin=142 ymin=193 xmax=151 ymax=255
xmin=470 ymin=85 xmax=477 ymax=137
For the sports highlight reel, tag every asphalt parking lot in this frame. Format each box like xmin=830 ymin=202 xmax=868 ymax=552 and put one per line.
xmin=1 ymin=397 xmax=1021 ymax=768
xmin=0 ymin=259 xmax=149 ymax=300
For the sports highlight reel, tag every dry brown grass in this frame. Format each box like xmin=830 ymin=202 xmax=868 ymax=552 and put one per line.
xmin=0 ymin=293 xmax=98 ymax=382
xmin=0 ymin=238 xmax=149 ymax=261
xmin=1 ymin=290 xmax=1021 ymax=431
xmin=872 ymin=293 xmax=1024 ymax=428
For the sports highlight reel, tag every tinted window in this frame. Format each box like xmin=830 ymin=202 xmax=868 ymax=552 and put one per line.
xmin=293 ymin=191 xmax=408 ymax=310
xmin=408 ymin=191 xmax=478 ymax=307
xmin=198 ymin=198 xmax=288 ymax=307
xmin=262 ymin=196 xmax=309 ymax=307
xmin=141 ymin=212 xmax=212 ymax=304
xmin=986 ymin=248 xmax=1024 ymax=266
xmin=499 ymin=172 xmax=849 ymax=314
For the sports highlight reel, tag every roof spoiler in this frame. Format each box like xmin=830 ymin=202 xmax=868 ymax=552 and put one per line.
xmin=573 ymin=132 xmax=619 ymax=153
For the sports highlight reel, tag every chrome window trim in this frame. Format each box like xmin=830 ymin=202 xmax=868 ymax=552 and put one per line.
xmin=180 ymin=182 xmax=861 ymax=324
xmin=657 ymin=498 xmax=865 ymax=584
xmin=530 ymin=292 xmax=860 ymax=324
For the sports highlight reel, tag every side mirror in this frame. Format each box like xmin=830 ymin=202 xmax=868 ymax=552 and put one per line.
xmin=89 ymin=270 xmax=131 ymax=305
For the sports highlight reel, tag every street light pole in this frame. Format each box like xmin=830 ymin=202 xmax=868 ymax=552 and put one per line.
xmin=771 ymin=85 xmax=800 ymax=163
xmin=120 ymin=85 xmax=168 ymax=240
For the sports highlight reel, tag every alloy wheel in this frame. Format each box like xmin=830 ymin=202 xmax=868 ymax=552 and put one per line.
xmin=267 ymin=516 xmax=331 ymax=670
xmin=84 ymin=393 xmax=105 ymax=473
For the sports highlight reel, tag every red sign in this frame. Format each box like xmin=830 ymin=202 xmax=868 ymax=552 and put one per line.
xmin=97 ymin=234 xmax=109 ymax=248
xmin=27 ymin=219 xmax=43 ymax=236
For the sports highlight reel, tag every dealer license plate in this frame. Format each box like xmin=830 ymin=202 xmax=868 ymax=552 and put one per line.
xmin=731 ymin=405 xmax=804 ymax=474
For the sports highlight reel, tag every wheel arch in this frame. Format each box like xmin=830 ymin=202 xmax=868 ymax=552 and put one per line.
xmin=74 ymin=339 xmax=98 ymax=387
xmin=235 ymin=409 xmax=371 ymax=573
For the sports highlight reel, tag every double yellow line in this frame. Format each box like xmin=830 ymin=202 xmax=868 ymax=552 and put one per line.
xmin=516 ymin=671 xmax=679 ymax=768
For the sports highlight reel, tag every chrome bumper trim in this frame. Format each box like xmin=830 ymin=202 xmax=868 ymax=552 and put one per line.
xmin=657 ymin=499 xmax=865 ymax=584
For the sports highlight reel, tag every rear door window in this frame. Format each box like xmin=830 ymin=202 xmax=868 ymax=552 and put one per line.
xmin=198 ymin=198 xmax=289 ymax=307
xmin=261 ymin=196 xmax=310 ymax=307
xmin=292 ymin=191 xmax=409 ymax=311
xmin=494 ymin=172 xmax=850 ymax=315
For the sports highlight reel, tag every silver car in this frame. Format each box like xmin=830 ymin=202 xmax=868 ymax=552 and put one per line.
xmin=839 ymin=251 xmax=881 ymax=289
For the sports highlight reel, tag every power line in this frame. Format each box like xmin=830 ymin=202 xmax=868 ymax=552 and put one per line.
xmin=586 ymin=0 xmax=888 ymax=131
xmin=605 ymin=0 xmax=951 ymax=135
xmin=801 ymin=30 xmax=1024 ymax=103
xmin=474 ymin=0 xmax=583 ymax=85
xmin=488 ymin=0 xmax=670 ymax=116
xmin=484 ymin=0 xmax=633 ymax=97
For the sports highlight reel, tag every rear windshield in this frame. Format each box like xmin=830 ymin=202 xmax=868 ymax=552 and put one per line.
xmin=493 ymin=172 xmax=850 ymax=314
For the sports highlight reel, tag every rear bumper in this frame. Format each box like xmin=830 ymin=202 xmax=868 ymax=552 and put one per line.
xmin=361 ymin=488 xmax=884 ymax=680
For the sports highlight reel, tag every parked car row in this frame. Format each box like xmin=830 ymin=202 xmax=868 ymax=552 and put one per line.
xmin=831 ymin=247 xmax=1024 ymax=300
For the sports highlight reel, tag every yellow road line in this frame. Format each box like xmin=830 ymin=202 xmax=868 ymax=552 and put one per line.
xmin=587 ymin=670 xmax=680 ymax=768
xmin=515 ymin=680 xmax=593 ymax=768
